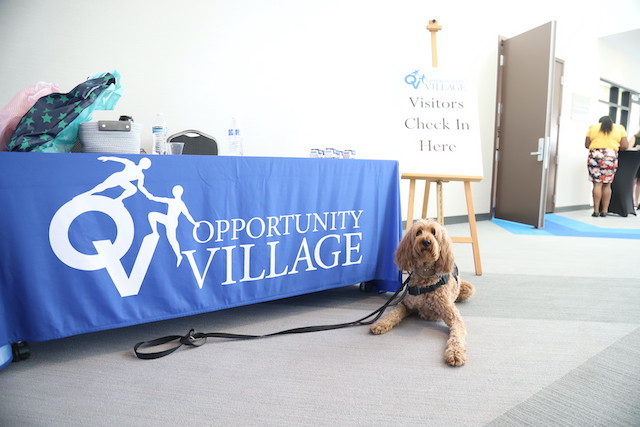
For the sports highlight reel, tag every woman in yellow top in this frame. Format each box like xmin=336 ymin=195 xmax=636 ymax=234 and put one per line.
xmin=585 ymin=116 xmax=629 ymax=217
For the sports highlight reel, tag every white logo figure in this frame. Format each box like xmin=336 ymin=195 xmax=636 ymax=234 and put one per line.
xmin=49 ymin=156 xmax=198 ymax=297
xmin=81 ymin=156 xmax=152 ymax=202
xmin=146 ymin=185 xmax=199 ymax=267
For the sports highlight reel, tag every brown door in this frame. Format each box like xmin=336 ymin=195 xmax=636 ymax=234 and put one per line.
xmin=492 ymin=21 xmax=557 ymax=228
xmin=546 ymin=58 xmax=564 ymax=213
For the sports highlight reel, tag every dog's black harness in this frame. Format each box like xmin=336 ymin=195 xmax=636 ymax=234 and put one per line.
xmin=407 ymin=265 xmax=459 ymax=295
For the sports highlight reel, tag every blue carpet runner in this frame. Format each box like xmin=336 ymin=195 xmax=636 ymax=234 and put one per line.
xmin=492 ymin=214 xmax=640 ymax=239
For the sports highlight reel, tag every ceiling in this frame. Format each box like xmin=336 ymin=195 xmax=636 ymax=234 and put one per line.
xmin=599 ymin=28 xmax=640 ymax=56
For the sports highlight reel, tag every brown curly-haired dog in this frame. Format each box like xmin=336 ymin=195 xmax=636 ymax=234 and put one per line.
xmin=370 ymin=219 xmax=475 ymax=366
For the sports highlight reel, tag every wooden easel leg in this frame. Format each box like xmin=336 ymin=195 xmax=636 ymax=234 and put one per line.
xmin=436 ymin=180 xmax=444 ymax=224
xmin=406 ymin=179 xmax=417 ymax=233
xmin=463 ymin=180 xmax=482 ymax=275
xmin=421 ymin=180 xmax=430 ymax=220
xmin=403 ymin=174 xmax=482 ymax=276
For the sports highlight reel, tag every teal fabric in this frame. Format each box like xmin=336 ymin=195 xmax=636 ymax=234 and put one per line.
xmin=41 ymin=70 xmax=123 ymax=153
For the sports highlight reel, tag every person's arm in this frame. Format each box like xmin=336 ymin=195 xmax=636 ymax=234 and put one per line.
xmin=97 ymin=156 xmax=125 ymax=164
xmin=619 ymin=136 xmax=629 ymax=151
xmin=630 ymin=130 xmax=640 ymax=148
xmin=179 ymin=202 xmax=198 ymax=226
xmin=137 ymin=175 xmax=155 ymax=199
xmin=585 ymin=137 xmax=591 ymax=149
xmin=138 ymin=185 xmax=155 ymax=200
xmin=184 ymin=210 xmax=199 ymax=227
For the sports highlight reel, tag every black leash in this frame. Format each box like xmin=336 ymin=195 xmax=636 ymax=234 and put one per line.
xmin=134 ymin=276 xmax=411 ymax=360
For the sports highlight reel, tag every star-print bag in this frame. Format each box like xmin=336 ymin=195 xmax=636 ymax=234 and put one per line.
xmin=7 ymin=70 xmax=123 ymax=153
xmin=0 ymin=81 xmax=60 ymax=151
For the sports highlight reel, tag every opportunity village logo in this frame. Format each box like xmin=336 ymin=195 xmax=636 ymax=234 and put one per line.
xmin=48 ymin=157 xmax=364 ymax=297
xmin=404 ymin=70 xmax=465 ymax=91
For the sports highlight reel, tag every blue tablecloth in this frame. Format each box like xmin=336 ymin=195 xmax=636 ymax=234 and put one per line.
xmin=0 ymin=152 xmax=401 ymax=355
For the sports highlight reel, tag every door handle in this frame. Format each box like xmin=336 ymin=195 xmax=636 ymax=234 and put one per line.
xmin=530 ymin=138 xmax=544 ymax=161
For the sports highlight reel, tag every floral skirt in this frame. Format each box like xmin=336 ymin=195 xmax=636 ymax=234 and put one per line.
xmin=587 ymin=148 xmax=618 ymax=183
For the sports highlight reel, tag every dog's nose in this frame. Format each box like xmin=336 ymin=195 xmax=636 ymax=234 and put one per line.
xmin=421 ymin=239 xmax=431 ymax=247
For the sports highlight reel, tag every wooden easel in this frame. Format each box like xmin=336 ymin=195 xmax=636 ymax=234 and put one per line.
xmin=401 ymin=20 xmax=483 ymax=275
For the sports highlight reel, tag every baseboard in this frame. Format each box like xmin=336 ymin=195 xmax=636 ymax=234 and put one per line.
xmin=441 ymin=212 xmax=492 ymax=225
xmin=553 ymin=204 xmax=591 ymax=213
xmin=401 ymin=205 xmax=591 ymax=228
xmin=402 ymin=213 xmax=491 ymax=229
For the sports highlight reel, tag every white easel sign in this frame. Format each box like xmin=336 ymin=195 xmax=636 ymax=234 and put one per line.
xmin=397 ymin=67 xmax=484 ymax=177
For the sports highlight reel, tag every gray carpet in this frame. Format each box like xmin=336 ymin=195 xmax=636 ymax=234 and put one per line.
xmin=1 ymin=273 xmax=639 ymax=426
xmin=1 ymin=210 xmax=639 ymax=426
xmin=488 ymin=328 xmax=640 ymax=427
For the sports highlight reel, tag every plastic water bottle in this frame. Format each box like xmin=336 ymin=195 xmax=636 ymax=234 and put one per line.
xmin=227 ymin=117 xmax=243 ymax=156
xmin=325 ymin=147 xmax=337 ymax=158
xmin=152 ymin=113 xmax=167 ymax=154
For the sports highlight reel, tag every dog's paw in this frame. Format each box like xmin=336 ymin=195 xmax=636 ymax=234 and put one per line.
xmin=369 ymin=322 xmax=392 ymax=335
xmin=444 ymin=346 xmax=467 ymax=366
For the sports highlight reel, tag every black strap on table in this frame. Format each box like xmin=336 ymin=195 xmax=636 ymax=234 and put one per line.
xmin=134 ymin=277 xmax=411 ymax=360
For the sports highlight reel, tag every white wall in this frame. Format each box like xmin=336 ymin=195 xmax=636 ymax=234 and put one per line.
xmin=1 ymin=0 xmax=639 ymax=218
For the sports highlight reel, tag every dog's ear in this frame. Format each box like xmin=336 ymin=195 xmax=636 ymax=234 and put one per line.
xmin=434 ymin=224 xmax=455 ymax=274
xmin=394 ymin=227 xmax=415 ymax=271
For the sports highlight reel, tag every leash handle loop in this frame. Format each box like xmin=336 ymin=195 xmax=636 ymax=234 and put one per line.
xmin=134 ymin=333 xmax=185 ymax=360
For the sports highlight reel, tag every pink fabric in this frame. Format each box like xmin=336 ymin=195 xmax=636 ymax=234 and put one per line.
xmin=0 ymin=82 xmax=60 ymax=150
